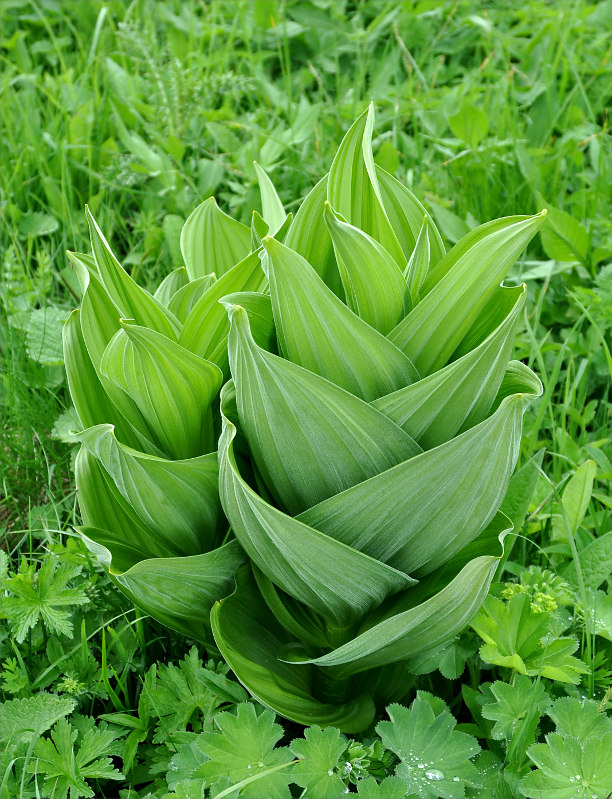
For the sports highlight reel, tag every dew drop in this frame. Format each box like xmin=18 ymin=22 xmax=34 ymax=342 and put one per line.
xmin=425 ymin=769 xmax=445 ymax=781
xmin=247 ymin=765 xmax=252 ymax=770
xmin=418 ymin=763 xmax=426 ymax=769
xmin=453 ymin=777 xmax=461 ymax=782
xmin=327 ymin=769 xmax=334 ymax=776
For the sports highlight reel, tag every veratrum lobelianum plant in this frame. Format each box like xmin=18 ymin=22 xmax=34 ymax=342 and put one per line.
xmin=66 ymin=106 xmax=544 ymax=732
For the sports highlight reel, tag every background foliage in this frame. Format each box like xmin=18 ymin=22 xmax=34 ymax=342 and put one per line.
xmin=1 ymin=1 xmax=611 ymax=797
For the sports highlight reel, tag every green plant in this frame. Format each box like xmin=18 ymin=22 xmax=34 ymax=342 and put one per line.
xmin=66 ymin=106 xmax=546 ymax=732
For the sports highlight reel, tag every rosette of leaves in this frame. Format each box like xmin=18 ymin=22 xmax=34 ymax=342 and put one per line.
xmin=210 ymin=107 xmax=545 ymax=732
xmin=63 ymin=193 xmax=284 ymax=644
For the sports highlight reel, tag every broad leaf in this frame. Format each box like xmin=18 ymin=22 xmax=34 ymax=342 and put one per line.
xmin=180 ymin=197 xmax=251 ymax=279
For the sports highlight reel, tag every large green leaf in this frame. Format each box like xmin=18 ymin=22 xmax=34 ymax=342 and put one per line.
xmin=371 ymin=287 xmax=527 ymax=447
xmin=154 ymin=267 xmax=190 ymax=307
xmin=219 ymin=402 xmax=415 ymax=628
xmin=180 ymin=197 xmax=251 ymax=279
xmin=324 ymin=203 xmax=409 ymax=334
xmin=389 ymin=213 xmax=545 ymax=374
xmin=226 ymin=305 xmax=420 ymax=514
xmin=327 ymin=106 xmax=404 ymax=265
xmin=283 ymin=174 xmax=342 ymax=296
xmin=375 ymin=165 xmax=445 ymax=267
xmin=81 ymin=528 xmax=245 ymax=643
xmin=179 ymin=250 xmax=266 ymax=374
xmin=262 ymin=236 xmax=418 ymax=402
xmin=86 ymin=207 xmax=179 ymax=339
xmin=77 ymin=424 xmax=224 ymax=556
xmin=167 ymin=274 xmax=216 ymax=324
xmin=299 ymin=387 xmax=539 ymax=577
xmin=404 ymin=215 xmax=431 ymax=304
xmin=63 ymin=310 xmax=141 ymax=449
xmin=295 ymin=539 xmax=505 ymax=678
xmin=101 ymin=321 xmax=222 ymax=459
xmin=76 ymin=447 xmax=173 ymax=560
xmin=211 ymin=566 xmax=376 ymax=732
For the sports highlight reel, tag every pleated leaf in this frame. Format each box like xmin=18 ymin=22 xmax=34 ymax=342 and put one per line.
xmin=76 ymin=447 xmax=173 ymax=560
xmin=77 ymin=424 xmax=224 ymax=556
xmin=284 ymin=174 xmax=343 ymax=296
xmin=226 ymin=305 xmax=421 ymax=514
xmin=327 ymin=105 xmax=404 ymax=265
xmin=86 ymin=207 xmax=179 ymax=339
xmin=154 ymin=266 xmax=190 ymax=306
xmin=180 ymin=197 xmax=251 ymax=280
xmin=101 ymin=321 xmax=222 ymax=459
xmin=299 ymin=387 xmax=540 ymax=578
xmin=298 ymin=545 xmax=505 ymax=677
xmin=179 ymin=250 xmax=266 ymax=373
xmin=376 ymin=165 xmax=445 ymax=267
xmin=389 ymin=212 xmax=546 ymax=374
xmin=254 ymin=161 xmax=286 ymax=232
xmin=81 ymin=528 xmax=245 ymax=644
xmin=211 ymin=566 xmax=377 ymax=732
xmin=220 ymin=291 xmax=276 ymax=355
xmin=262 ymin=236 xmax=418 ymax=402
xmin=63 ymin=310 xmax=142 ymax=450
xmin=404 ymin=216 xmax=431 ymax=304
xmin=372 ymin=286 xmax=526 ymax=447
xmin=167 ymin=274 xmax=216 ymax=324
xmin=219 ymin=404 xmax=415 ymax=627
xmin=452 ymin=284 xmax=526 ymax=360
xmin=324 ymin=203 xmax=410 ymax=334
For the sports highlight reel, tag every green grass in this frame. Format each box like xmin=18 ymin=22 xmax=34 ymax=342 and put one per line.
xmin=1 ymin=1 xmax=611 ymax=797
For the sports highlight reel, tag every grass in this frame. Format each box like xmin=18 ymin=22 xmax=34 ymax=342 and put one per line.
xmin=0 ymin=1 xmax=611 ymax=796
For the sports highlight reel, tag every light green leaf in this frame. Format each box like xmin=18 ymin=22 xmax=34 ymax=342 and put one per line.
xmin=553 ymin=460 xmax=597 ymax=542
xmin=449 ymin=100 xmax=489 ymax=147
xmin=538 ymin=200 xmax=589 ymax=264
xmin=568 ymin=531 xmax=612 ymax=590
xmin=77 ymin=424 xmax=224 ymax=556
xmin=219 ymin=400 xmax=415 ymax=627
xmin=481 ymin=675 xmax=550 ymax=741
xmin=300 ymin=542 xmax=505 ymax=677
xmin=324 ymin=202 xmax=409 ymax=334
xmin=179 ymin=250 xmax=266 ymax=374
xmin=372 ymin=288 xmax=529 ymax=448
xmin=154 ymin=266 xmax=190 ymax=306
xmin=254 ymin=161 xmax=286 ymax=232
xmin=300 ymin=392 xmax=535 ymax=576
xmin=86 ymin=206 xmax=179 ymax=339
xmin=180 ymin=197 xmax=251 ymax=279
xmin=167 ymin=274 xmax=217 ymax=324
xmin=328 ymin=105 xmax=404 ymax=265
xmin=80 ymin=528 xmax=245 ymax=643
xmin=284 ymin=174 xmax=343 ymax=296
xmin=376 ymin=165 xmax=445 ymax=267
xmin=389 ymin=213 xmax=545 ymax=374
xmin=404 ymin=215 xmax=430 ymax=303
xmin=262 ymin=235 xmax=418 ymax=402
xmin=225 ymin=304 xmax=420 ymax=514
xmin=101 ymin=321 xmax=222 ymax=459
xmin=210 ymin=566 xmax=376 ymax=733
xmin=26 ymin=307 xmax=71 ymax=365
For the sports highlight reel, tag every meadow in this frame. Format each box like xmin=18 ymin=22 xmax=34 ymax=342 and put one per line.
xmin=1 ymin=1 xmax=611 ymax=797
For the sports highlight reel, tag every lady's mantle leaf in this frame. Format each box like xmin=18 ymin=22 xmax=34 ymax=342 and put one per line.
xmin=291 ymin=725 xmax=348 ymax=799
xmin=481 ymin=675 xmax=551 ymax=741
xmin=376 ymin=692 xmax=481 ymax=798
xmin=194 ymin=704 xmax=294 ymax=799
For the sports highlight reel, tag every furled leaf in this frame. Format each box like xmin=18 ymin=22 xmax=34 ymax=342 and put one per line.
xmin=254 ymin=161 xmax=285 ymax=232
xmin=154 ymin=266 xmax=189 ymax=306
xmin=262 ymin=235 xmax=418 ymax=402
xmin=180 ymin=197 xmax=251 ymax=279
xmin=324 ymin=203 xmax=409 ymax=333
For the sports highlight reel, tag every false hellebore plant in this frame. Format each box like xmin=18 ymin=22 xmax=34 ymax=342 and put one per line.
xmin=65 ymin=107 xmax=545 ymax=732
